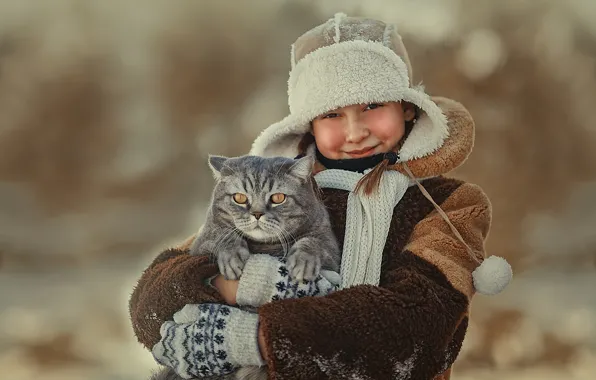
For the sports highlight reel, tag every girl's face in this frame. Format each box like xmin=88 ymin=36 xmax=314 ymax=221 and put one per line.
xmin=311 ymin=102 xmax=412 ymax=160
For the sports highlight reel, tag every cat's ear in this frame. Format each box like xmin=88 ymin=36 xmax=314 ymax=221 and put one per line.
xmin=208 ymin=154 xmax=228 ymax=180
xmin=289 ymin=155 xmax=314 ymax=180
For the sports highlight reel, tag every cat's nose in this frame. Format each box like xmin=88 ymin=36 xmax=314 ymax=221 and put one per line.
xmin=252 ymin=212 xmax=263 ymax=220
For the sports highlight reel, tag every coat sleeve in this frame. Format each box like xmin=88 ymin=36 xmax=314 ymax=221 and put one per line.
xmin=128 ymin=235 xmax=223 ymax=350
xmin=257 ymin=183 xmax=491 ymax=380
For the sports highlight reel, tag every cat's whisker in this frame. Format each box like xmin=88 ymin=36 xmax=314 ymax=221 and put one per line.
xmin=273 ymin=229 xmax=289 ymax=258
xmin=213 ymin=226 xmax=235 ymax=249
xmin=232 ymin=225 xmax=246 ymax=239
xmin=279 ymin=229 xmax=290 ymax=257
xmin=279 ymin=225 xmax=297 ymax=245
xmin=236 ymin=216 xmax=258 ymax=232
xmin=276 ymin=226 xmax=296 ymax=259
xmin=212 ymin=234 xmax=234 ymax=258
xmin=233 ymin=217 xmax=252 ymax=233
xmin=231 ymin=227 xmax=244 ymax=254
xmin=213 ymin=226 xmax=240 ymax=258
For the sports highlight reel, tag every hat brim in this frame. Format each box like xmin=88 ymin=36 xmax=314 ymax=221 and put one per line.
xmin=250 ymin=41 xmax=449 ymax=160
xmin=249 ymin=86 xmax=449 ymax=162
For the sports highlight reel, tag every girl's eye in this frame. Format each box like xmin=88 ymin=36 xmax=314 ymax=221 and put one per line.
xmin=365 ymin=103 xmax=384 ymax=111
xmin=270 ymin=193 xmax=286 ymax=204
xmin=232 ymin=193 xmax=248 ymax=204
xmin=322 ymin=112 xmax=340 ymax=119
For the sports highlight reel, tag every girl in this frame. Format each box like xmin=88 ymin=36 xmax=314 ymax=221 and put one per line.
xmin=130 ymin=13 xmax=512 ymax=380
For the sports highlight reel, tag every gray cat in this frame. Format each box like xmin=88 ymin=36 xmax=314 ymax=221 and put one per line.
xmin=192 ymin=154 xmax=339 ymax=281
xmin=150 ymin=155 xmax=340 ymax=380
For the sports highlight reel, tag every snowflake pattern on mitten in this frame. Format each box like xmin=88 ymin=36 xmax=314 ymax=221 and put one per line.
xmin=271 ymin=257 xmax=338 ymax=301
xmin=153 ymin=304 xmax=251 ymax=378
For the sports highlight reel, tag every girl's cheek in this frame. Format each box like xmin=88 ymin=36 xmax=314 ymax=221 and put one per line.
xmin=328 ymin=135 xmax=345 ymax=152
xmin=377 ymin=127 xmax=400 ymax=141
xmin=374 ymin=118 xmax=405 ymax=140
xmin=314 ymin=127 xmax=344 ymax=150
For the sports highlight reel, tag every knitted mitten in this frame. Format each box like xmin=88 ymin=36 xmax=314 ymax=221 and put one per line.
xmin=236 ymin=254 xmax=340 ymax=307
xmin=152 ymin=304 xmax=264 ymax=379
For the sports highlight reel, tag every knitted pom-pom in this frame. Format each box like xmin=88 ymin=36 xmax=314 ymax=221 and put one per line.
xmin=472 ymin=256 xmax=513 ymax=296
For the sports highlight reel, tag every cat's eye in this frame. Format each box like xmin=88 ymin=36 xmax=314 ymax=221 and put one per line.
xmin=270 ymin=193 xmax=286 ymax=204
xmin=232 ymin=193 xmax=248 ymax=204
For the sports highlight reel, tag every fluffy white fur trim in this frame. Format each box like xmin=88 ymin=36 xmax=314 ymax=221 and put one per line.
xmin=250 ymin=40 xmax=449 ymax=161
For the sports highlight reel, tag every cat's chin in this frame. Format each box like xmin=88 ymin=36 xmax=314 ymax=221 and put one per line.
xmin=242 ymin=227 xmax=277 ymax=242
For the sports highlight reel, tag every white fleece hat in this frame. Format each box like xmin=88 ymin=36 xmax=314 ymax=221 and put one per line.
xmin=250 ymin=13 xmax=513 ymax=297
xmin=250 ymin=13 xmax=449 ymax=161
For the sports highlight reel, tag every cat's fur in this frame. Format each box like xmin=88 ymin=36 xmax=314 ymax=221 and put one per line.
xmin=192 ymin=154 xmax=340 ymax=280
xmin=150 ymin=155 xmax=340 ymax=380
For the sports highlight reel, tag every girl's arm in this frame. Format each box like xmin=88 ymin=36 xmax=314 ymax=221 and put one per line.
xmin=128 ymin=235 xmax=224 ymax=350
xmin=148 ymin=254 xmax=338 ymax=378
xmin=129 ymin=239 xmax=337 ymax=352
xmin=255 ymin=182 xmax=490 ymax=380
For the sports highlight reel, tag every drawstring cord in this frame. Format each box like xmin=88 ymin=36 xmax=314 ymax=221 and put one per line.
xmin=401 ymin=162 xmax=483 ymax=265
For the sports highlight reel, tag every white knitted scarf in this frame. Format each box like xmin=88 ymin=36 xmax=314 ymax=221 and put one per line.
xmin=314 ymin=169 xmax=410 ymax=289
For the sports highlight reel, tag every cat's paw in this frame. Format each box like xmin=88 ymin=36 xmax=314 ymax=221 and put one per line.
xmin=287 ymin=248 xmax=321 ymax=282
xmin=218 ymin=243 xmax=250 ymax=280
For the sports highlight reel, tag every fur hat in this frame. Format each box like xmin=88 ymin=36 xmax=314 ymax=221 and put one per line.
xmin=250 ymin=12 xmax=448 ymax=162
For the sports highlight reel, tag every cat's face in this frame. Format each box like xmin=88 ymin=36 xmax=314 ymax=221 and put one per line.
xmin=208 ymin=155 xmax=317 ymax=242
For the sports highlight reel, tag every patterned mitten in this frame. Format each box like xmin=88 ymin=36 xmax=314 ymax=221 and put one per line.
xmin=152 ymin=304 xmax=264 ymax=379
xmin=236 ymin=254 xmax=340 ymax=307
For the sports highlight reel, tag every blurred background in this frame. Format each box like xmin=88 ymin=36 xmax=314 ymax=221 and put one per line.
xmin=1 ymin=0 xmax=595 ymax=379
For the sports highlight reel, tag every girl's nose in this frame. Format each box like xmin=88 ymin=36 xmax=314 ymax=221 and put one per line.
xmin=344 ymin=117 xmax=369 ymax=144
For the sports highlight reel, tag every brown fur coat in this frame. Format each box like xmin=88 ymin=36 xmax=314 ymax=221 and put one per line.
xmin=129 ymin=98 xmax=491 ymax=379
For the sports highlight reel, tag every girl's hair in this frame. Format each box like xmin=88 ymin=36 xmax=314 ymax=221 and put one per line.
xmin=297 ymin=131 xmax=316 ymax=156
xmin=299 ymin=102 xmax=419 ymax=195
